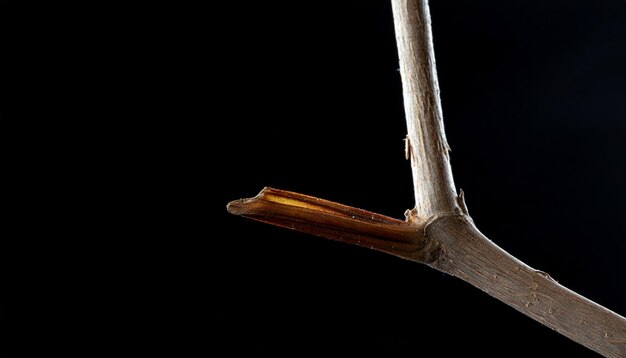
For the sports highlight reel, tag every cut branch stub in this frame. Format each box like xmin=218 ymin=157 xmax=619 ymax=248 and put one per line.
xmin=227 ymin=187 xmax=441 ymax=263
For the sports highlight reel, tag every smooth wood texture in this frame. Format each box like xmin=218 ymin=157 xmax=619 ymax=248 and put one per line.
xmin=227 ymin=187 xmax=438 ymax=262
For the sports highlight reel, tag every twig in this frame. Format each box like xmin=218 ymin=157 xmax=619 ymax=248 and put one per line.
xmin=227 ymin=0 xmax=626 ymax=356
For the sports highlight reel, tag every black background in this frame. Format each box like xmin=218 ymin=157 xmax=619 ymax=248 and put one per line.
xmin=2 ymin=0 xmax=624 ymax=356
xmin=211 ymin=1 xmax=625 ymax=356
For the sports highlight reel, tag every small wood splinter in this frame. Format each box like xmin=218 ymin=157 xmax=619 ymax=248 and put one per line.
xmin=404 ymin=135 xmax=410 ymax=160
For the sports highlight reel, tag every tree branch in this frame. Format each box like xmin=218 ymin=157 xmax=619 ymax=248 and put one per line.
xmin=228 ymin=188 xmax=626 ymax=356
xmin=227 ymin=0 xmax=626 ymax=356
xmin=427 ymin=216 xmax=626 ymax=357
xmin=227 ymin=187 xmax=440 ymax=263
xmin=392 ymin=0 xmax=460 ymax=222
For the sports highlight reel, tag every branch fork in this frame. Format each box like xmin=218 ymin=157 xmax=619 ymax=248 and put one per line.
xmin=227 ymin=0 xmax=626 ymax=356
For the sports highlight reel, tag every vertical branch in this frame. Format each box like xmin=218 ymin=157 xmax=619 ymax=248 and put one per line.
xmin=391 ymin=0 xmax=459 ymax=222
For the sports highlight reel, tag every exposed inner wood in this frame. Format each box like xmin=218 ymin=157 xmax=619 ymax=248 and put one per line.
xmin=228 ymin=189 xmax=626 ymax=357
xmin=227 ymin=187 xmax=439 ymax=262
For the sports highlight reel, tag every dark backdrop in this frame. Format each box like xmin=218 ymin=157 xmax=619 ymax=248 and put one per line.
xmin=210 ymin=1 xmax=625 ymax=356
xmin=5 ymin=0 xmax=623 ymax=356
